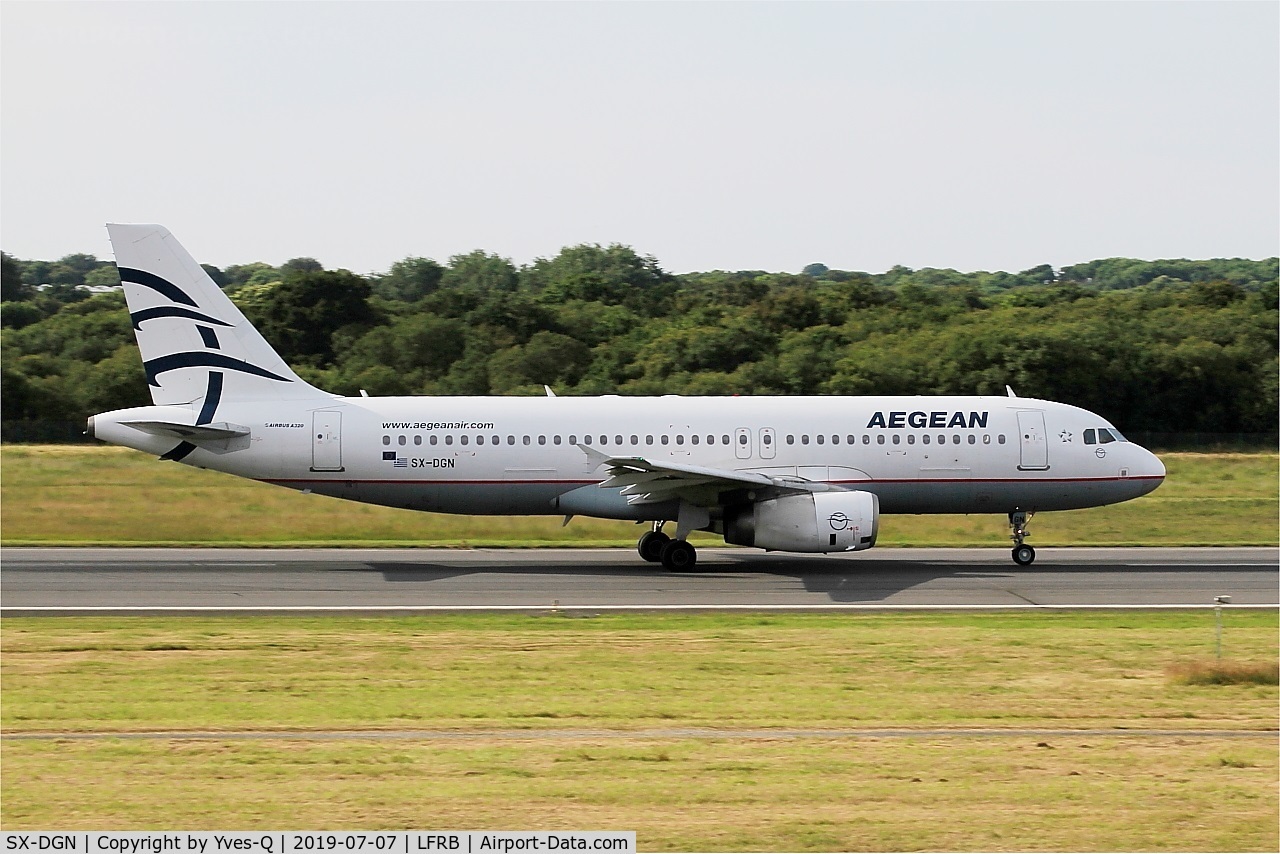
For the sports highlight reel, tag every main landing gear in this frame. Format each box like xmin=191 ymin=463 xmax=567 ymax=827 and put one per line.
xmin=1009 ymin=510 xmax=1035 ymax=566
xmin=637 ymin=523 xmax=698 ymax=571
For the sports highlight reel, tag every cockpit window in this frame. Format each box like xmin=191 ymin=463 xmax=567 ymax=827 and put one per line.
xmin=1085 ymin=427 xmax=1127 ymax=445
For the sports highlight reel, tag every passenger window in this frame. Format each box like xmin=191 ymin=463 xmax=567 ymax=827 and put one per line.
xmin=492 ymin=436 xmax=499 ymax=445
xmin=787 ymin=435 xmax=795 ymax=445
xmin=937 ymin=434 xmax=946 ymax=445
xmin=569 ymin=435 xmax=577 ymax=445
xmin=952 ymin=435 xmax=960 ymax=444
xmin=553 ymin=435 xmax=561 ymax=445
xmin=998 ymin=435 xmax=1006 ymax=444
xmin=983 ymin=435 xmax=991 ymax=444
xmin=522 ymin=436 xmax=530 ymax=446
xmin=907 ymin=434 xmax=915 ymax=445
xmin=538 ymin=435 xmax=546 ymax=445
xmin=430 ymin=435 xmax=438 ymax=446
xmin=801 ymin=435 xmax=810 ymax=445
xmin=600 ymin=435 xmax=608 ymax=445
xmin=583 ymin=435 xmax=592 ymax=445
xmin=968 ymin=435 xmax=976 ymax=445
xmin=460 ymin=435 xmax=469 ymax=445
xmin=706 ymin=435 xmax=714 ymax=445
xmin=832 ymin=435 xmax=839 ymax=445
xmin=722 ymin=435 xmax=730 ymax=445
xmin=676 ymin=435 xmax=685 ymax=445
xmin=816 ymin=434 xmax=824 ymax=445
xmin=892 ymin=434 xmax=901 ymax=445
xmin=662 ymin=435 xmax=670 ymax=445
xmin=631 ymin=435 xmax=639 ymax=445
xmin=846 ymin=435 xmax=855 ymax=444
xmin=923 ymin=435 xmax=931 ymax=445
xmin=476 ymin=435 xmax=484 ymax=445
xmin=646 ymin=435 xmax=654 ymax=445
xmin=382 ymin=435 xmax=390 ymax=446
xmin=877 ymin=435 xmax=885 ymax=445
xmin=398 ymin=435 xmax=406 ymax=446
xmin=762 ymin=434 xmax=771 ymax=446
xmin=1084 ymin=429 xmax=1096 ymax=445
xmin=507 ymin=435 xmax=515 ymax=445
xmin=862 ymin=435 xmax=870 ymax=445
xmin=445 ymin=436 xmax=454 ymax=446
xmin=691 ymin=435 xmax=699 ymax=445
xmin=615 ymin=435 xmax=623 ymax=445
xmin=737 ymin=434 xmax=746 ymax=445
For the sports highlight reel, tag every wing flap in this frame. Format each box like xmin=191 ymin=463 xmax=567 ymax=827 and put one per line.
xmin=577 ymin=443 xmax=831 ymax=507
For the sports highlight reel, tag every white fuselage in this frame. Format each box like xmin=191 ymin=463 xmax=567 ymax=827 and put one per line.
xmin=92 ymin=393 xmax=1166 ymax=520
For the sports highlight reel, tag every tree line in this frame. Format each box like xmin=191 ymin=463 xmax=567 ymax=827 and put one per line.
xmin=2 ymin=245 xmax=1276 ymax=437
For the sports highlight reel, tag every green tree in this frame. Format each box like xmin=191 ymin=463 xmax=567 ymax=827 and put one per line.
xmin=488 ymin=331 xmax=592 ymax=393
xmin=523 ymin=243 xmax=676 ymax=312
xmin=281 ymin=257 xmax=324 ymax=275
xmin=442 ymin=251 xmax=519 ymax=293
xmin=247 ymin=269 xmax=376 ymax=367
xmin=374 ymin=257 xmax=445 ymax=302
xmin=2 ymin=252 xmax=33 ymax=301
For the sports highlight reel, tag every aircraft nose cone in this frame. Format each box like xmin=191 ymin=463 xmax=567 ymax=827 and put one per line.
xmin=1150 ymin=452 xmax=1167 ymax=481
xmin=1136 ymin=448 xmax=1166 ymax=496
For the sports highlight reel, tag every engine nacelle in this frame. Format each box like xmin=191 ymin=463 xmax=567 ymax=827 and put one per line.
xmin=724 ymin=490 xmax=879 ymax=553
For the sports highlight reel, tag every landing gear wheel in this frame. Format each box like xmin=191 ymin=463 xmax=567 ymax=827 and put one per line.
xmin=637 ymin=531 xmax=670 ymax=563
xmin=1008 ymin=510 xmax=1035 ymax=566
xmin=660 ymin=539 xmax=697 ymax=572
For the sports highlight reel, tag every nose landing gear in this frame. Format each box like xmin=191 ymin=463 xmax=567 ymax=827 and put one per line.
xmin=1009 ymin=510 xmax=1036 ymax=566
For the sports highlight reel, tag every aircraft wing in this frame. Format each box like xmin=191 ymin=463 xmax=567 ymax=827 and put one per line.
xmin=577 ymin=444 xmax=831 ymax=506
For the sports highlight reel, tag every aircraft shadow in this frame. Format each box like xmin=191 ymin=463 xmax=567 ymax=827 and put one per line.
xmin=357 ymin=553 xmax=1202 ymax=605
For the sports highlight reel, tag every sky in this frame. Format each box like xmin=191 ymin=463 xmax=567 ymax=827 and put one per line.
xmin=2 ymin=1 xmax=1277 ymax=276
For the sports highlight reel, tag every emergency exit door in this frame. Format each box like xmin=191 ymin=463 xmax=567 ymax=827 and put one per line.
xmin=312 ymin=411 xmax=343 ymax=472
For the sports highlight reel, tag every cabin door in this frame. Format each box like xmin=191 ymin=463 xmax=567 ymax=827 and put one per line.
xmin=312 ymin=411 xmax=344 ymax=472
xmin=1016 ymin=410 xmax=1049 ymax=471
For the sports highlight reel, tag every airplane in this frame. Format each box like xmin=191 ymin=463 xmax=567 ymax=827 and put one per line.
xmin=87 ymin=224 xmax=1167 ymax=570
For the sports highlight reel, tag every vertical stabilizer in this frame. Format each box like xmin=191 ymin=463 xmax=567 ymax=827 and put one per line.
xmin=107 ymin=224 xmax=329 ymax=414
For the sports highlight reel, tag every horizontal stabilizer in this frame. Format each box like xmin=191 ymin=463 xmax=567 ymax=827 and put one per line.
xmin=120 ymin=420 xmax=250 ymax=442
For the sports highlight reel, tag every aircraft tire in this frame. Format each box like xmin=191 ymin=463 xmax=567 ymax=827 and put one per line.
xmin=1012 ymin=544 xmax=1036 ymax=566
xmin=637 ymin=531 xmax=670 ymax=562
xmin=660 ymin=539 xmax=697 ymax=572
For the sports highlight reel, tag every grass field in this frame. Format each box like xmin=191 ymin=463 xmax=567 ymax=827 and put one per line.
xmin=1 ymin=445 xmax=1276 ymax=546
xmin=3 ymin=612 xmax=1277 ymax=850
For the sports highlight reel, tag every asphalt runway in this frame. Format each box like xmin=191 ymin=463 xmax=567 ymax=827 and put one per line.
xmin=1 ymin=547 xmax=1275 ymax=613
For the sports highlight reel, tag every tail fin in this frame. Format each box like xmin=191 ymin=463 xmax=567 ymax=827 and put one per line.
xmin=107 ymin=224 xmax=329 ymax=415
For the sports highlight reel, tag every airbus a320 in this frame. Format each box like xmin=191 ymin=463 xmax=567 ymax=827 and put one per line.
xmin=88 ymin=225 xmax=1167 ymax=570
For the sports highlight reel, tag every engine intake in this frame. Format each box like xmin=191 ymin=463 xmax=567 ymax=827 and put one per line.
xmin=724 ymin=490 xmax=879 ymax=553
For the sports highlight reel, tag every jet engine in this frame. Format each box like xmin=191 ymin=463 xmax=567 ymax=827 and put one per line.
xmin=724 ymin=490 xmax=879 ymax=553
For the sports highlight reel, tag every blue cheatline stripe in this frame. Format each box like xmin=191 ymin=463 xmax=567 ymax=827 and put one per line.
xmin=143 ymin=352 xmax=291 ymax=387
xmin=131 ymin=306 xmax=233 ymax=330
xmin=197 ymin=326 xmax=220 ymax=349
xmin=117 ymin=267 xmax=198 ymax=307
xmin=160 ymin=441 xmax=197 ymax=462
xmin=196 ymin=372 xmax=224 ymax=425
